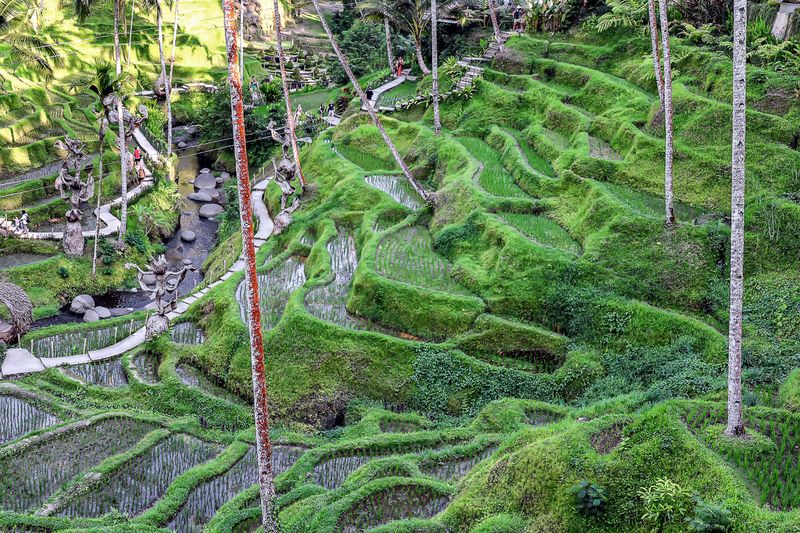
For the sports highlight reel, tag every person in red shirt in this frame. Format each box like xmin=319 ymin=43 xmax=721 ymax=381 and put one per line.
xmin=133 ymin=147 xmax=143 ymax=179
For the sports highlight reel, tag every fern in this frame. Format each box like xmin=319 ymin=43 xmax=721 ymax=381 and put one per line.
xmin=595 ymin=0 xmax=647 ymax=33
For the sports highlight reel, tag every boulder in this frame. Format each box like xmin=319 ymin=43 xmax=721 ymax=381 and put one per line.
xmin=180 ymin=230 xmax=197 ymax=243
xmin=177 ymin=141 xmax=188 ymax=149
xmin=70 ymin=294 xmax=95 ymax=314
xmin=83 ymin=309 xmax=100 ymax=323
xmin=110 ymin=307 xmax=134 ymax=317
xmin=200 ymin=167 xmax=211 ymax=174
xmin=188 ymin=192 xmax=213 ymax=202
xmin=194 ymin=173 xmax=217 ymax=190
xmin=219 ymin=171 xmax=231 ymax=181
xmin=199 ymin=187 xmax=220 ymax=199
xmin=199 ymin=204 xmax=224 ymax=219
xmin=94 ymin=306 xmax=112 ymax=319
xmin=215 ymin=177 xmax=225 ymax=185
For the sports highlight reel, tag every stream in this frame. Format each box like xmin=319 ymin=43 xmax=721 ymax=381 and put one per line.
xmin=30 ymin=138 xmax=222 ymax=330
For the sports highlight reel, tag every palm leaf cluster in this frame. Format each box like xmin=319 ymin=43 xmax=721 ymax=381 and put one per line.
xmin=0 ymin=0 xmax=63 ymax=79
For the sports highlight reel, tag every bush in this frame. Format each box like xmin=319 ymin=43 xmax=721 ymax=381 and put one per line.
xmin=0 ymin=341 xmax=7 ymax=371
xmin=778 ymin=368 xmax=800 ymax=411
xmin=639 ymin=478 xmax=693 ymax=530
xmin=686 ymin=497 xmax=732 ymax=532
xmin=57 ymin=266 xmax=69 ymax=279
xmin=568 ymin=480 xmax=607 ymax=517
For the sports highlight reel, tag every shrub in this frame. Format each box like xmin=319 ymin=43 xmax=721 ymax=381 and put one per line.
xmin=0 ymin=341 xmax=6 ymax=371
xmin=686 ymin=497 xmax=732 ymax=532
xmin=778 ymin=368 xmax=800 ymax=411
xmin=57 ymin=266 xmax=69 ymax=279
xmin=568 ymin=480 xmax=607 ymax=517
xmin=639 ymin=478 xmax=693 ymax=530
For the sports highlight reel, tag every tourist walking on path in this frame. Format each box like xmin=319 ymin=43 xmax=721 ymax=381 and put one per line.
xmin=319 ymin=103 xmax=325 ymax=117
xmin=365 ymin=87 xmax=374 ymax=103
xmin=250 ymin=76 xmax=260 ymax=105
xmin=513 ymin=5 xmax=524 ymax=32
xmin=327 ymin=102 xmax=335 ymax=118
xmin=133 ymin=146 xmax=144 ymax=180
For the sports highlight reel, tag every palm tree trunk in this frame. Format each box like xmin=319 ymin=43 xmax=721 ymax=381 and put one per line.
xmin=222 ymin=0 xmax=277 ymax=528
xmin=157 ymin=2 xmax=167 ymax=106
xmin=273 ymin=0 xmax=306 ymax=188
xmin=657 ymin=0 xmax=674 ymax=225
xmin=725 ymin=0 xmax=747 ymax=438
xmin=128 ymin=0 xmax=135 ymax=64
xmin=414 ymin=38 xmax=430 ymax=75
xmin=114 ymin=0 xmax=128 ymax=242
xmin=167 ymin=0 xmax=179 ymax=160
xmin=488 ymin=0 xmax=501 ymax=44
xmin=92 ymin=135 xmax=105 ymax=277
xmin=312 ymin=0 xmax=432 ymax=205
xmin=240 ymin=0 xmax=245 ymax=80
xmin=431 ymin=0 xmax=440 ymax=134
xmin=647 ymin=0 xmax=664 ymax=107
xmin=384 ymin=16 xmax=394 ymax=72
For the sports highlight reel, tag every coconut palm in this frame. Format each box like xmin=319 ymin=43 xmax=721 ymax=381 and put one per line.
xmin=725 ymin=0 xmax=747 ymax=438
xmin=487 ymin=0 xmax=501 ymax=44
xmin=221 ymin=0 xmax=278 ymax=530
xmin=355 ymin=0 xmax=396 ymax=70
xmin=75 ymin=0 xmax=130 ymax=241
xmin=363 ymin=0 xmax=431 ymax=75
xmin=431 ymin=0 xmax=440 ymax=133
xmin=272 ymin=0 xmax=306 ymax=189
xmin=647 ymin=0 xmax=664 ymax=107
xmin=657 ymin=0 xmax=674 ymax=225
xmin=167 ymin=0 xmax=179 ymax=159
xmin=311 ymin=0 xmax=432 ymax=205
xmin=92 ymin=115 xmax=109 ymax=277
xmin=0 ymin=0 xmax=62 ymax=79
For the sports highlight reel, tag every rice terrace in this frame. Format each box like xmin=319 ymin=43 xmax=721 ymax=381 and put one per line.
xmin=1 ymin=0 xmax=800 ymax=530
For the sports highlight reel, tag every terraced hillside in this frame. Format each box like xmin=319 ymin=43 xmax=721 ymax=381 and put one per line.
xmin=2 ymin=9 xmax=800 ymax=533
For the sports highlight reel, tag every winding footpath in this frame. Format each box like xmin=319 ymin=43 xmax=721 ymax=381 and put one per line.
xmin=1 ymin=176 xmax=274 ymax=379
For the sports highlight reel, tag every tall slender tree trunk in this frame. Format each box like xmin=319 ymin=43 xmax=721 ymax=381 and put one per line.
xmin=92 ymin=132 xmax=105 ymax=277
xmin=647 ymin=0 xmax=664 ymax=107
xmin=128 ymin=0 xmax=135 ymax=64
xmin=725 ymin=0 xmax=747 ymax=438
xmin=384 ymin=16 xmax=394 ymax=71
xmin=431 ymin=0 xmax=440 ymax=134
xmin=114 ymin=0 xmax=128 ymax=242
xmin=414 ymin=38 xmax=430 ymax=75
xmin=157 ymin=3 xmax=167 ymax=107
xmin=222 ymin=0 xmax=277 ymax=529
xmin=658 ymin=0 xmax=674 ymax=225
xmin=312 ymin=0 xmax=432 ymax=205
xmin=167 ymin=0 xmax=180 ymax=159
xmin=273 ymin=0 xmax=306 ymax=188
xmin=488 ymin=0 xmax=501 ymax=44
xmin=240 ymin=0 xmax=245 ymax=80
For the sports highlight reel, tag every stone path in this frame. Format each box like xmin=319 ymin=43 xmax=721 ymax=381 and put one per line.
xmin=455 ymin=31 xmax=511 ymax=91
xmin=362 ymin=71 xmax=409 ymax=112
xmin=0 ymin=154 xmax=96 ymax=190
xmin=1 ymin=175 xmax=274 ymax=379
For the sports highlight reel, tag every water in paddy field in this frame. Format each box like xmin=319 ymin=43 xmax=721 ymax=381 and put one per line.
xmin=0 ymin=253 xmax=53 ymax=269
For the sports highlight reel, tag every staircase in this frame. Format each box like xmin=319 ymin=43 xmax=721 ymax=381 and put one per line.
xmin=455 ymin=31 xmax=511 ymax=91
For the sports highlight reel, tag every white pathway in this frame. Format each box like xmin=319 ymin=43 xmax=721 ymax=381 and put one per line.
xmin=361 ymin=71 xmax=409 ymax=112
xmin=1 ymin=132 xmax=159 ymax=241
xmin=1 ymin=176 xmax=275 ymax=379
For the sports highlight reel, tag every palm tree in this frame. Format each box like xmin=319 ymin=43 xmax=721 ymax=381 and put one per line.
xmin=167 ymin=0 xmax=179 ymax=159
xmin=272 ymin=0 xmax=306 ymax=189
xmin=221 ymin=0 xmax=278 ymax=530
xmin=487 ymin=0 xmax=501 ymax=44
xmin=430 ymin=0 xmax=440 ymax=134
xmin=657 ymin=0 xmax=674 ymax=225
xmin=356 ymin=0 xmax=395 ymax=71
xmin=725 ymin=0 xmax=747 ymax=438
xmin=92 ymin=115 xmax=109 ymax=277
xmin=365 ymin=0 xmax=431 ymax=75
xmin=647 ymin=0 xmax=664 ymax=107
xmin=75 ymin=0 xmax=130 ymax=241
xmin=311 ymin=0 xmax=432 ymax=205
xmin=1 ymin=0 xmax=62 ymax=79
xmin=384 ymin=16 xmax=395 ymax=71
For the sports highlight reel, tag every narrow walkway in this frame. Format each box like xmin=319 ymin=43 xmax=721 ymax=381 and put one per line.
xmin=0 ymin=154 xmax=96 ymax=191
xmin=1 ymin=135 xmax=158 ymax=241
xmin=1 ymin=177 xmax=274 ymax=379
xmin=361 ymin=71 xmax=409 ymax=112
xmin=772 ymin=1 xmax=800 ymax=39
